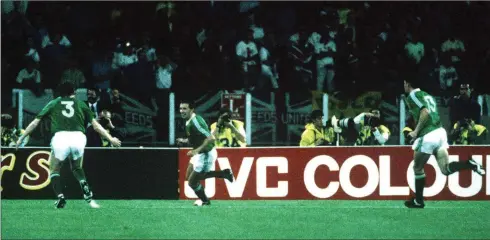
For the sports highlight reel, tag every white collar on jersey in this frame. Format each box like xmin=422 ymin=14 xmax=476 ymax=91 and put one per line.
xmin=409 ymin=88 xmax=421 ymax=95
xmin=185 ymin=113 xmax=196 ymax=126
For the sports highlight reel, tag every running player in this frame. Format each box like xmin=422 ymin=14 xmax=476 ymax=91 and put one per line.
xmin=176 ymin=100 xmax=234 ymax=206
xmin=16 ymin=82 xmax=121 ymax=209
xmin=402 ymin=77 xmax=485 ymax=208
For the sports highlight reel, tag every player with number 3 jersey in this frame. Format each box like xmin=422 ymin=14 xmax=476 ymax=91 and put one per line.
xmin=403 ymin=77 xmax=485 ymax=209
xmin=16 ymin=82 xmax=121 ymax=209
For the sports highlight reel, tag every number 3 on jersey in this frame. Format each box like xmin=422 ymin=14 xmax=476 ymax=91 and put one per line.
xmin=61 ymin=101 xmax=75 ymax=118
xmin=423 ymin=96 xmax=437 ymax=113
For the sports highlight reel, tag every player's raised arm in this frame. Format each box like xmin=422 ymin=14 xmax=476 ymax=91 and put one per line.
xmin=412 ymin=108 xmax=430 ymax=138
xmin=90 ymin=118 xmax=121 ymax=147
xmin=16 ymin=118 xmax=40 ymax=148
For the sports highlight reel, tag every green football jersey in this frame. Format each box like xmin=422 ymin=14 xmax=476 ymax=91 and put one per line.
xmin=36 ymin=97 xmax=94 ymax=134
xmin=185 ymin=114 xmax=215 ymax=153
xmin=405 ymin=88 xmax=442 ymax=137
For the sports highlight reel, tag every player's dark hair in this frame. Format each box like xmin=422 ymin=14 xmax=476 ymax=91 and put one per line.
xmin=180 ymin=99 xmax=195 ymax=109
xmin=57 ymin=82 xmax=75 ymax=97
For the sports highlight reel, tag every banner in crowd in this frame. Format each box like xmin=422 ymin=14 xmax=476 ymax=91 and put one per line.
xmin=1 ymin=147 xmax=178 ymax=199
xmin=176 ymin=91 xmax=278 ymax=145
xmin=13 ymin=89 xmax=157 ymax=145
xmin=221 ymin=93 xmax=246 ymax=121
xmin=179 ymin=146 xmax=490 ymax=200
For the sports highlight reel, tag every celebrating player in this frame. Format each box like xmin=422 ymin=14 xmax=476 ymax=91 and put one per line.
xmin=176 ymin=100 xmax=234 ymax=206
xmin=402 ymin=76 xmax=485 ymax=208
xmin=16 ymin=83 xmax=121 ymax=209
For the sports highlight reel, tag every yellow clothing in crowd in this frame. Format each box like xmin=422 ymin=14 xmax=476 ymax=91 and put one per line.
xmin=210 ymin=120 xmax=246 ymax=147
xmin=300 ymin=123 xmax=341 ymax=146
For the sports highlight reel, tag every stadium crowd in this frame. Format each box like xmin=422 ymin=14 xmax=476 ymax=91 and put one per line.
xmin=2 ymin=1 xmax=489 ymax=147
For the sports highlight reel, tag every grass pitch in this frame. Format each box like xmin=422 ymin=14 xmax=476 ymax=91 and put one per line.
xmin=2 ymin=200 xmax=490 ymax=239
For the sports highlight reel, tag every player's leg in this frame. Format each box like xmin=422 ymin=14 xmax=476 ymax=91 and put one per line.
xmin=435 ymin=131 xmax=485 ymax=176
xmin=425 ymin=128 xmax=485 ymax=175
xmin=185 ymin=163 xmax=194 ymax=181
xmin=50 ymin=132 xmax=71 ymax=208
xmin=68 ymin=156 xmax=98 ymax=207
xmin=188 ymin=153 xmax=210 ymax=204
xmin=70 ymin=132 xmax=100 ymax=208
xmin=405 ymin=150 xmax=431 ymax=208
xmin=202 ymin=148 xmax=233 ymax=182
xmin=188 ymin=169 xmax=210 ymax=205
xmin=188 ymin=149 xmax=220 ymax=206
xmin=203 ymin=169 xmax=234 ymax=182
xmin=49 ymin=153 xmax=66 ymax=208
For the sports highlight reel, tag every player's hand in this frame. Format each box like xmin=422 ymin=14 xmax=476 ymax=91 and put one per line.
xmin=187 ymin=149 xmax=198 ymax=157
xmin=15 ymin=138 xmax=23 ymax=150
xmin=408 ymin=131 xmax=418 ymax=144
xmin=110 ymin=137 xmax=122 ymax=147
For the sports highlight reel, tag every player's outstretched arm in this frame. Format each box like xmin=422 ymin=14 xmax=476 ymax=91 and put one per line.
xmin=16 ymin=119 xmax=40 ymax=148
xmin=187 ymin=135 xmax=215 ymax=157
xmin=410 ymin=108 xmax=430 ymax=139
xmin=91 ymin=119 xmax=121 ymax=147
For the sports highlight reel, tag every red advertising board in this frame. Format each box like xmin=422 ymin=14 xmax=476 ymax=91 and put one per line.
xmin=179 ymin=146 xmax=490 ymax=200
xmin=221 ymin=93 xmax=245 ymax=121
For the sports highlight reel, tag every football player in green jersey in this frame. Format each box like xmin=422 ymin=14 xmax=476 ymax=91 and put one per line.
xmin=176 ymin=100 xmax=234 ymax=206
xmin=16 ymin=82 xmax=121 ymax=209
xmin=403 ymin=77 xmax=485 ymax=208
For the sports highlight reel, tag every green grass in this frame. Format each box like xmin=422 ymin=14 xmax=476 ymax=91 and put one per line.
xmin=2 ymin=200 xmax=490 ymax=239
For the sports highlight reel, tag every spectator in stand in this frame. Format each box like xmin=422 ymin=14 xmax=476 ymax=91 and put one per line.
xmin=16 ymin=59 xmax=43 ymax=96
xmin=41 ymin=30 xmax=70 ymax=89
xmin=92 ymin=51 xmax=114 ymax=90
xmin=41 ymin=31 xmax=72 ymax=49
xmin=100 ymin=88 xmax=125 ymax=129
xmin=300 ymin=110 xmax=340 ymax=146
xmin=308 ymin=31 xmax=337 ymax=93
xmin=24 ymin=37 xmax=40 ymax=64
xmin=60 ymin=59 xmax=86 ymax=89
xmin=438 ymin=56 xmax=459 ymax=96
xmin=1 ymin=113 xmax=29 ymax=147
xmin=86 ymin=109 xmax=117 ymax=147
xmin=450 ymin=119 xmax=487 ymax=145
xmin=236 ymin=29 xmax=261 ymax=91
xmin=449 ymin=83 xmax=481 ymax=125
xmin=123 ymin=49 xmax=155 ymax=105
xmin=210 ymin=107 xmax=247 ymax=147
xmin=441 ymin=36 xmax=465 ymax=64
xmin=288 ymin=28 xmax=314 ymax=91
xmin=86 ymin=87 xmax=103 ymax=119
xmin=405 ymin=31 xmax=425 ymax=64
xmin=138 ymin=35 xmax=158 ymax=63
xmin=112 ymin=41 xmax=138 ymax=70
xmin=155 ymin=55 xmax=176 ymax=91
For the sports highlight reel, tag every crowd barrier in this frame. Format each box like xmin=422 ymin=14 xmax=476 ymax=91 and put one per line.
xmin=2 ymin=146 xmax=489 ymax=200
xmin=1 ymin=147 xmax=178 ymax=199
